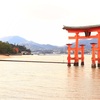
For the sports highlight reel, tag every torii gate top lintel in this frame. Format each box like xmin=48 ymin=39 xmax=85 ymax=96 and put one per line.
xmin=63 ymin=25 xmax=100 ymax=33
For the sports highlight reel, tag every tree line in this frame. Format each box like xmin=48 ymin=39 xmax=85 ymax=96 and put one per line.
xmin=0 ymin=41 xmax=31 ymax=55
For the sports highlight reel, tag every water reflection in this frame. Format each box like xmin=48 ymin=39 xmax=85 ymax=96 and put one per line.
xmin=91 ymin=68 xmax=100 ymax=79
xmin=66 ymin=66 xmax=100 ymax=100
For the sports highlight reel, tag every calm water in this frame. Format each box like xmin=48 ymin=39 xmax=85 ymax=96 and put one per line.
xmin=0 ymin=55 xmax=100 ymax=100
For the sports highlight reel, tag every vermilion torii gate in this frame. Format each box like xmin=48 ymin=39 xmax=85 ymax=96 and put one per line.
xmin=63 ymin=25 xmax=100 ymax=68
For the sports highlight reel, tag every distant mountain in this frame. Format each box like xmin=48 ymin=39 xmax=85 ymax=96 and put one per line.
xmin=68 ymin=38 xmax=98 ymax=54
xmin=79 ymin=38 xmax=97 ymax=49
xmin=1 ymin=35 xmax=97 ymax=54
xmin=72 ymin=38 xmax=98 ymax=49
xmin=0 ymin=36 xmax=66 ymax=54
xmin=0 ymin=36 xmax=28 ymax=44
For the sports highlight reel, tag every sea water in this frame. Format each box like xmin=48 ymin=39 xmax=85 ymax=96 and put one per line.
xmin=0 ymin=55 xmax=100 ymax=100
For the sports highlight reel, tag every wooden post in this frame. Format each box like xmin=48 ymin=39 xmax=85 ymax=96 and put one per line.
xmin=80 ymin=44 xmax=85 ymax=66
xmin=74 ymin=33 xmax=79 ymax=66
xmin=91 ymin=43 xmax=97 ymax=68
xmin=66 ymin=44 xmax=72 ymax=66
xmin=97 ymin=32 xmax=100 ymax=67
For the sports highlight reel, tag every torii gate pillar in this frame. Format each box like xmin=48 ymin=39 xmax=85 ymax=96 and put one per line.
xmin=97 ymin=31 xmax=100 ymax=67
xmin=74 ymin=32 xmax=79 ymax=66
xmin=90 ymin=43 xmax=97 ymax=68
xmin=80 ymin=44 xmax=85 ymax=66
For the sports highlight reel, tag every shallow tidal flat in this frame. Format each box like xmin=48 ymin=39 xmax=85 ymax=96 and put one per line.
xmin=0 ymin=54 xmax=100 ymax=100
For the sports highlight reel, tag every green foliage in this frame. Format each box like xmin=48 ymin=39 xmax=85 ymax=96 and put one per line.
xmin=0 ymin=41 xmax=13 ymax=54
xmin=11 ymin=44 xmax=31 ymax=53
xmin=0 ymin=41 xmax=31 ymax=55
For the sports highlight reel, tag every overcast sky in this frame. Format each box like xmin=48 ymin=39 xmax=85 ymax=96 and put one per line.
xmin=0 ymin=0 xmax=100 ymax=46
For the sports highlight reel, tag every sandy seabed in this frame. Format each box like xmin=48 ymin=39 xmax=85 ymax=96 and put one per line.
xmin=0 ymin=55 xmax=10 ymax=59
xmin=0 ymin=54 xmax=92 ymax=62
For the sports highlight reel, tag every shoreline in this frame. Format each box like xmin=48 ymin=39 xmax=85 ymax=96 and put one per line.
xmin=0 ymin=55 xmax=10 ymax=60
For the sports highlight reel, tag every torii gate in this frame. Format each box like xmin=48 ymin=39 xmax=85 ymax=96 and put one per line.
xmin=63 ymin=25 xmax=100 ymax=68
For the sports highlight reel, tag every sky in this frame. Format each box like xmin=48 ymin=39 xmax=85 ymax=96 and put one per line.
xmin=0 ymin=0 xmax=100 ymax=46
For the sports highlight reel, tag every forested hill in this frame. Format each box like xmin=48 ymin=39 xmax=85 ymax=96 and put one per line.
xmin=0 ymin=41 xmax=31 ymax=55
